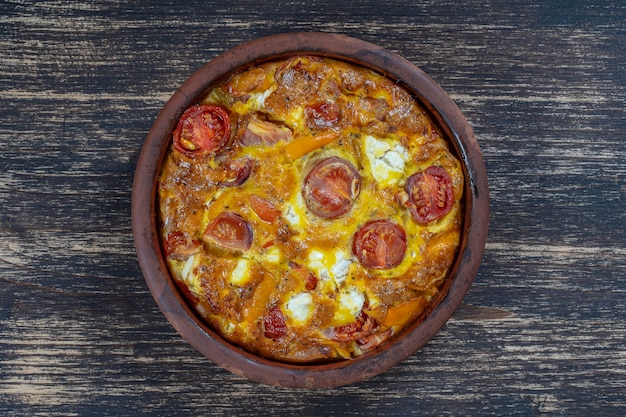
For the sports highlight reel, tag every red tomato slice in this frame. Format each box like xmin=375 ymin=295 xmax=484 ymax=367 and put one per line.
xmin=249 ymin=194 xmax=280 ymax=223
xmin=263 ymin=306 xmax=287 ymax=340
xmin=405 ymin=166 xmax=453 ymax=224
xmin=203 ymin=212 xmax=252 ymax=251
xmin=325 ymin=311 xmax=375 ymax=342
xmin=163 ymin=231 xmax=201 ymax=259
xmin=302 ymin=157 xmax=361 ymax=219
xmin=163 ymin=231 xmax=187 ymax=257
xmin=352 ymin=220 xmax=407 ymax=269
xmin=305 ymin=102 xmax=340 ymax=129
xmin=173 ymin=105 xmax=230 ymax=156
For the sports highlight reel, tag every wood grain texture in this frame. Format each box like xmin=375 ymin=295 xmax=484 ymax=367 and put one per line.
xmin=1 ymin=0 xmax=625 ymax=415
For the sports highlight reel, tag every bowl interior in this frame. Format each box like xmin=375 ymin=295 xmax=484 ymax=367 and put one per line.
xmin=132 ymin=32 xmax=489 ymax=389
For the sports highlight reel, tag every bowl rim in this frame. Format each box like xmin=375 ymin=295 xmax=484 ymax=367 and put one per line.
xmin=132 ymin=31 xmax=489 ymax=389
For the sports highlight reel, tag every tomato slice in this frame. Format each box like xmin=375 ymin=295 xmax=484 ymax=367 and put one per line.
xmin=263 ymin=306 xmax=287 ymax=340
xmin=203 ymin=212 xmax=252 ymax=251
xmin=305 ymin=102 xmax=340 ymax=129
xmin=249 ymin=194 xmax=280 ymax=223
xmin=325 ymin=311 xmax=376 ymax=342
xmin=163 ymin=231 xmax=187 ymax=257
xmin=405 ymin=166 xmax=453 ymax=224
xmin=352 ymin=220 xmax=407 ymax=269
xmin=302 ymin=157 xmax=361 ymax=219
xmin=163 ymin=231 xmax=201 ymax=260
xmin=173 ymin=105 xmax=230 ymax=156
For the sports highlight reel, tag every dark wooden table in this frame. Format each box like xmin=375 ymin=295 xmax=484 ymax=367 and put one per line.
xmin=2 ymin=1 xmax=625 ymax=415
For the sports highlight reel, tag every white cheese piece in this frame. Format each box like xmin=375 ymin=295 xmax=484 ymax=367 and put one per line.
xmin=365 ymin=134 xmax=390 ymax=156
xmin=179 ymin=255 xmax=204 ymax=295
xmin=285 ymin=204 xmax=301 ymax=226
xmin=284 ymin=192 xmax=306 ymax=229
xmin=285 ymin=292 xmax=314 ymax=323
xmin=364 ymin=135 xmax=408 ymax=186
xmin=308 ymin=250 xmax=353 ymax=288
xmin=340 ymin=287 xmax=365 ymax=318
xmin=384 ymin=143 xmax=408 ymax=168
xmin=333 ymin=287 xmax=366 ymax=324
xmin=307 ymin=250 xmax=331 ymax=282
xmin=330 ymin=251 xmax=351 ymax=285
xmin=230 ymin=87 xmax=275 ymax=114
xmin=230 ymin=258 xmax=251 ymax=286
xmin=251 ymin=88 xmax=272 ymax=109
xmin=264 ymin=246 xmax=282 ymax=264
xmin=181 ymin=255 xmax=196 ymax=284
xmin=308 ymin=249 xmax=324 ymax=267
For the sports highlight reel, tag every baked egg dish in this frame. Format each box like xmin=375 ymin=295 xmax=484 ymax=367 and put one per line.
xmin=158 ymin=56 xmax=463 ymax=362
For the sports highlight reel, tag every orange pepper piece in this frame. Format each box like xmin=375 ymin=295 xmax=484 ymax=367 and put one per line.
xmin=244 ymin=272 xmax=278 ymax=323
xmin=284 ymin=131 xmax=339 ymax=160
xmin=249 ymin=194 xmax=280 ymax=223
xmin=383 ymin=297 xmax=427 ymax=328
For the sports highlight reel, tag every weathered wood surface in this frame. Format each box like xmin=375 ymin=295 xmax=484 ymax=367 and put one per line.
xmin=1 ymin=1 xmax=625 ymax=415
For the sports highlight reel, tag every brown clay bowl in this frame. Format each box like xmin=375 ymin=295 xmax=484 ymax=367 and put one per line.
xmin=132 ymin=32 xmax=489 ymax=389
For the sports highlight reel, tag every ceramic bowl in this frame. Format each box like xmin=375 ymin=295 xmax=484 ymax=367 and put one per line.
xmin=132 ymin=32 xmax=489 ymax=389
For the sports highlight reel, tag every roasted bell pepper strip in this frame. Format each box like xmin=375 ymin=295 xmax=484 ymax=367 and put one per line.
xmin=383 ymin=297 xmax=427 ymax=328
xmin=284 ymin=131 xmax=339 ymax=160
xmin=244 ymin=272 xmax=278 ymax=323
